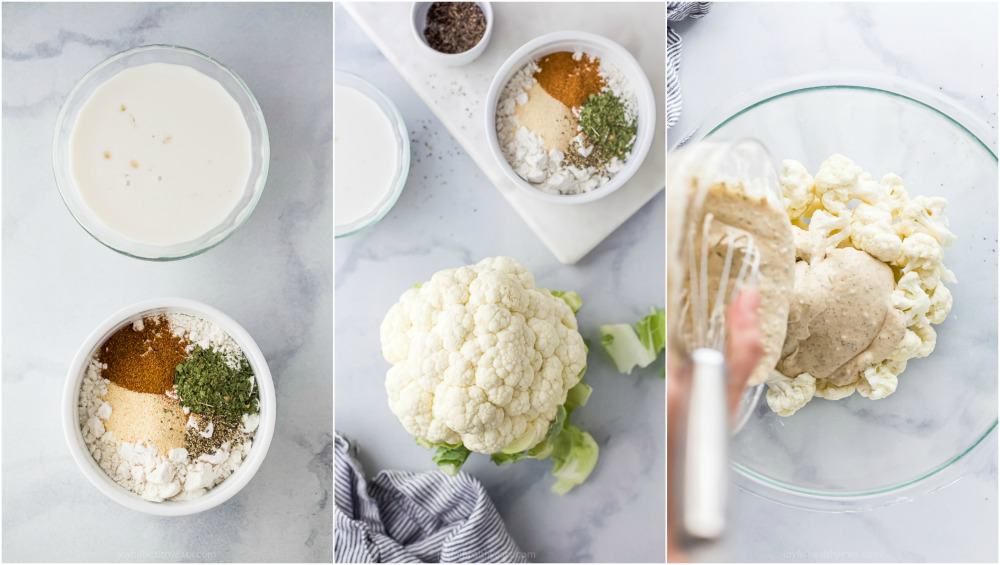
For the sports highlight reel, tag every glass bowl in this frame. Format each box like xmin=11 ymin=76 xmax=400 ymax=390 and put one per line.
xmin=701 ymin=78 xmax=998 ymax=510
xmin=334 ymin=71 xmax=410 ymax=238
xmin=53 ymin=45 xmax=269 ymax=260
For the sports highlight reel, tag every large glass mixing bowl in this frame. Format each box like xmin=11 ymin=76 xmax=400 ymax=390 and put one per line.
xmin=701 ymin=78 xmax=998 ymax=510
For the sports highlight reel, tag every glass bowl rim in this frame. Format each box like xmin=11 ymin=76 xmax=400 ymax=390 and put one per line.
xmin=52 ymin=43 xmax=270 ymax=261
xmin=699 ymin=76 xmax=998 ymax=506
xmin=333 ymin=70 xmax=410 ymax=238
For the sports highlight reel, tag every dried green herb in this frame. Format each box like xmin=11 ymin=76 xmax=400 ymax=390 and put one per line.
xmin=578 ymin=92 xmax=637 ymax=162
xmin=174 ymin=346 xmax=258 ymax=423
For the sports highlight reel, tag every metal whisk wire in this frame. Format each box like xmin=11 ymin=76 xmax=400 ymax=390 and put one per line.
xmin=684 ymin=210 xmax=761 ymax=353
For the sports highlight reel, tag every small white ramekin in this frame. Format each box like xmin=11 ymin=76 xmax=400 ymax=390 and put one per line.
xmin=62 ymin=298 xmax=276 ymax=516
xmin=410 ymin=2 xmax=493 ymax=66
xmin=484 ymin=31 xmax=656 ymax=205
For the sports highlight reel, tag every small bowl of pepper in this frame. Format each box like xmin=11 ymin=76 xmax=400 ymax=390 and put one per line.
xmin=411 ymin=1 xmax=493 ymax=66
xmin=62 ymin=297 xmax=276 ymax=516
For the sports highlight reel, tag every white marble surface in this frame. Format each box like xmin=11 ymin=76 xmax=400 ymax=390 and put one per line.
xmin=671 ymin=3 xmax=998 ymax=562
xmin=2 ymin=3 xmax=332 ymax=562
xmin=345 ymin=2 xmax=665 ymax=264
xmin=335 ymin=6 xmax=664 ymax=562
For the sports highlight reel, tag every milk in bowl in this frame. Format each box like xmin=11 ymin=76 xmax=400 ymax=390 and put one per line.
xmin=68 ymin=62 xmax=253 ymax=247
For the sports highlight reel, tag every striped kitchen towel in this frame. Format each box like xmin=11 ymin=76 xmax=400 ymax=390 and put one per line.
xmin=335 ymin=434 xmax=527 ymax=563
xmin=667 ymin=2 xmax=712 ymax=129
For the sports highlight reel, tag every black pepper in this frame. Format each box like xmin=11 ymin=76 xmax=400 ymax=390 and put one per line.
xmin=185 ymin=414 xmax=245 ymax=459
xmin=423 ymin=2 xmax=487 ymax=54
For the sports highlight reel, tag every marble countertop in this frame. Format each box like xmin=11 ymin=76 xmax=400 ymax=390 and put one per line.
xmin=671 ymin=3 xmax=998 ymax=562
xmin=2 ymin=4 xmax=332 ymax=562
xmin=335 ymin=6 xmax=665 ymax=562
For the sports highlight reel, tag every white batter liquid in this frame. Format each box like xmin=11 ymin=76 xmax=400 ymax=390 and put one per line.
xmin=335 ymin=84 xmax=399 ymax=227
xmin=70 ymin=63 xmax=252 ymax=246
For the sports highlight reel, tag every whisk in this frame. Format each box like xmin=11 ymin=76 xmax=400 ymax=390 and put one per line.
xmin=668 ymin=139 xmax=777 ymax=541
xmin=684 ymin=212 xmax=761 ymax=350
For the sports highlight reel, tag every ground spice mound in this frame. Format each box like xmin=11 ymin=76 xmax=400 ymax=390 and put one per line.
xmin=103 ymin=382 xmax=186 ymax=454
xmin=535 ymin=51 xmax=605 ymax=109
xmin=99 ymin=316 xmax=188 ymax=394
xmin=515 ymin=82 xmax=577 ymax=151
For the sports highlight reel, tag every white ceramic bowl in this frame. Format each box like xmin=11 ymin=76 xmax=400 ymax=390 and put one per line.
xmin=53 ymin=45 xmax=270 ymax=261
xmin=62 ymin=298 xmax=276 ymax=516
xmin=484 ymin=31 xmax=656 ymax=205
xmin=410 ymin=2 xmax=493 ymax=66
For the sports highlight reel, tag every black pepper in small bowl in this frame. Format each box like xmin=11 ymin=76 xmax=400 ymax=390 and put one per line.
xmin=423 ymin=2 xmax=487 ymax=54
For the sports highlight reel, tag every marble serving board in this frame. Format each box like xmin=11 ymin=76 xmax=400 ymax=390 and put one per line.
xmin=343 ymin=2 xmax=666 ymax=264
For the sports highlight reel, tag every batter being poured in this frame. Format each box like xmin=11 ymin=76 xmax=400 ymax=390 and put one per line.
xmin=766 ymin=154 xmax=955 ymax=416
xmin=680 ymin=154 xmax=954 ymax=417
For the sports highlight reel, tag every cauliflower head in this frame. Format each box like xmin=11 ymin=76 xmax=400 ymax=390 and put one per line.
xmin=380 ymin=256 xmax=588 ymax=455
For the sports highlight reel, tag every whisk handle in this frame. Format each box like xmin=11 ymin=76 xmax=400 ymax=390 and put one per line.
xmin=683 ymin=348 xmax=729 ymax=540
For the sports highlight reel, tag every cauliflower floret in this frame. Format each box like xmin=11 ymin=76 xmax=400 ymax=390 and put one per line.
xmin=894 ymin=329 xmax=924 ymax=362
xmin=895 ymin=196 xmax=957 ymax=246
xmin=927 ymin=284 xmax=953 ymax=324
xmin=898 ymin=233 xmax=943 ymax=273
xmin=381 ymin=257 xmax=587 ymax=455
xmin=892 ymin=271 xmax=931 ymax=327
xmin=880 ymin=173 xmax=909 ymax=210
xmin=779 ymin=159 xmax=815 ymax=220
xmin=850 ymin=203 xmax=902 ymax=262
xmin=911 ymin=323 xmax=937 ymax=358
xmin=813 ymin=154 xmax=864 ymax=215
xmin=765 ymin=372 xmax=816 ymax=417
xmin=814 ymin=377 xmax=857 ymax=400
xmin=794 ymin=209 xmax=850 ymax=263
xmin=857 ymin=364 xmax=898 ymax=400
xmin=896 ymin=232 xmax=956 ymax=288
xmin=848 ymin=172 xmax=884 ymax=204
xmin=855 ymin=326 xmax=932 ymax=401
xmin=791 ymin=226 xmax=821 ymax=263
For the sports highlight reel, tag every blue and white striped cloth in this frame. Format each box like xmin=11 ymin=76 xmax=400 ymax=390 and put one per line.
xmin=667 ymin=2 xmax=712 ymax=129
xmin=335 ymin=434 xmax=526 ymax=563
